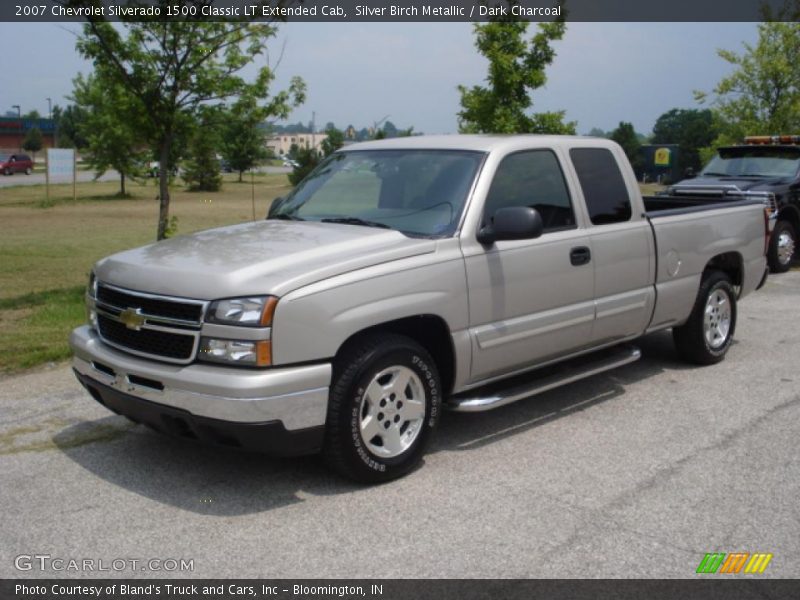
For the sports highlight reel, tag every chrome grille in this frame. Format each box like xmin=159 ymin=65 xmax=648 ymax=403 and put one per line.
xmin=97 ymin=315 xmax=196 ymax=360
xmin=97 ymin=284 xmax=203 ymax=323
xmin=94 ymin=282 xmax=206 ymax=364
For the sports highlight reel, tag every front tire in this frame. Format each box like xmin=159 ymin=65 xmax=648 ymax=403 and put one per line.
xmin=673 ymin=270 xmax=737 ymax=365
xmin=323 ymin=333 xmax=441 ymax=483
xmin=768 ymin=220 xmax=796 ymax=273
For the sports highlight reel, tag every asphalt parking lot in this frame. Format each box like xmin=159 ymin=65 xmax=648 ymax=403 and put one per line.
xmin=1 ymin=270 xmax=798 ymax=579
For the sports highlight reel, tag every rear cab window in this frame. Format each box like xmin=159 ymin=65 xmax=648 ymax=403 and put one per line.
xmin=569 ymin=147 xmax=632 ymax=225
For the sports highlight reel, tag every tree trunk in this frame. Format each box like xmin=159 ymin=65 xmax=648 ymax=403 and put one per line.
xmin=120 ymin=172 xmax=126 ymax=196
xmin=156 ymin=137 xmax=172 ymax=240
xmin=238 ymin=170 xmax=243 ymax=183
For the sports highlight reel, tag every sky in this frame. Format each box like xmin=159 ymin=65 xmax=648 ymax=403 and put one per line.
xmin=0 ymin=21 xmax=759 ymax=135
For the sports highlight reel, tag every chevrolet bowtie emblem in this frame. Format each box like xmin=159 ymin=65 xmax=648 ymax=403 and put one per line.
xmin=119 ymin=307 xmax=146 ymax=331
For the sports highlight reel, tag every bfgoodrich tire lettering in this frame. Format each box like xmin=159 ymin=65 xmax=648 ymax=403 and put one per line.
xmin=323 ymin=333 xmax=441 ymax=483
xmin=673 ymin=270 xmax=737 ymax=365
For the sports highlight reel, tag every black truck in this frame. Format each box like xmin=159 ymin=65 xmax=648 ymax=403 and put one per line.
xmin=665 ymin=136 xmax=800 ymax=273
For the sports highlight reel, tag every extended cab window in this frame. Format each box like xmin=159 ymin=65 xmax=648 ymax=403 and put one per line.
xmin=570 ymin=148 xmax=632 ymax=225
xmin=483 ymin=150 xmax=575 ymax=232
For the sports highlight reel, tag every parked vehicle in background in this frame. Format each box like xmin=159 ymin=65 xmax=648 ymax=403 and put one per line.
xmin=0 ymin=153 xmax=34 ymax=175
xmin=669 ymin=135 xmax=800 ymax=272
xmin=147 ymin=161 xmax=178 ymax=178
xmin=70 ymin=135 xmax=769 ymax=483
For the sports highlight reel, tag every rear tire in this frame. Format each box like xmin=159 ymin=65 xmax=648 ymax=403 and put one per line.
xmin=673 ymin=270 xmax=737 ymax=365
xmin=323 ymin=333 xmax=441 ymax=483
xmin=24 ymin=167 xmax=32 ymax=175
xmin=768 ymin=220 xmax=796 ymax=273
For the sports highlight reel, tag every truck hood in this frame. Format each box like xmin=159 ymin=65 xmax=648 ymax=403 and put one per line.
xmin=675 ymin=175 xmax=789 ymax=192
xmin=94 ymin=220 xmax=436 ymax=299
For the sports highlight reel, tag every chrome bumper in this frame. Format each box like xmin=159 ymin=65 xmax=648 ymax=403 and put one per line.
xmin=69 ymin=326 xmax=331 ymax=431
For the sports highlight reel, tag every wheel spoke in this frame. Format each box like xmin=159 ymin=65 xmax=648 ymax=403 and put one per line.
xmin=391 ymin=369 xmax=412 ymax=399
xmin=402 ymin=398 xmax=425 ymax=421
xmin=364 ymin=380 xmax=385 ymax=405
xmin=360 ymin=415 xmax=382 ymax=441
xmin=381 ymin=426 xmax=405 ymax=456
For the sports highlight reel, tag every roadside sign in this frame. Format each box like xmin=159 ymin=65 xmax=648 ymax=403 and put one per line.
xmin=46 ymin=148 xmax=76 ymax=201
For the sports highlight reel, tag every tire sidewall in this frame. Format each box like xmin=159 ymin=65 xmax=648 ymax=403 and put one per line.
xmin=701 ymin=277 xmax=737 ymax=359
xmin=341 ymin=343 xmax=441 ymax=480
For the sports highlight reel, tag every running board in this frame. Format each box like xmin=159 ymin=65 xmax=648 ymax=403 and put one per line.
xmin=447 ymin=345 xmax=642 ymax=413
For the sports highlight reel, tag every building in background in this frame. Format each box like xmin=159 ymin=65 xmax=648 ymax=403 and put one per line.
xmin=0 ymin=117 xmax=56 ymax=154
xmin=266 ymin=133 xmax=328 ymax=157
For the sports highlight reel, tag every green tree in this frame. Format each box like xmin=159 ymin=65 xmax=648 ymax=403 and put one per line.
xmin=22 ymin=127 xmax=43 ymax=160
xmin=52 ymin=104 xmax=89 ymax=149
xmin=320 ymin=126 xmax=344 ymax=156
xmin=23 ymin=110 xmax=41 ymax=120
xmin=586 ymin=127 xmax=609 ymax=138
xmin=696 ymin=13 xmax=800 ymax=145
xmin=73 ymin=13 xmax=305 ymax=239
xmin=182 ymin=114 xmax=222 ymax=192
xmin=72 ymin=72 xmax=146 ymax=196
xmin=287 ymin=146 xmax=320 ymax=186
xmin=651 ymin=108 xmax=719 ymax=173
xmin=458 ymin=7 xmax=575 ymax=134
xmin=610 ymin=122 xmax=643 ymax=174
xmin=220 ymin=98 xmax=268 ymax=182
xmin=286 ymin=125 xmax=349 ymax=186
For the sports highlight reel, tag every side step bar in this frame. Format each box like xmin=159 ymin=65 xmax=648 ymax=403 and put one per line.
xmin=447 ymin=345 xmax=642 ymax=413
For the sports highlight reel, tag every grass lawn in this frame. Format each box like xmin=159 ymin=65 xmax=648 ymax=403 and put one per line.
xmin=0 ymin=173 xmax=291 ymax=374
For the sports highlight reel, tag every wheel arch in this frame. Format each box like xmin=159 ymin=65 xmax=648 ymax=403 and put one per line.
xmin=704 ymin=251 xmax=743 ymax=290
xmin=334 ymin=314 xmax=456 ymax=397
xmin=778 ymin=204 xmax=800 ymax=233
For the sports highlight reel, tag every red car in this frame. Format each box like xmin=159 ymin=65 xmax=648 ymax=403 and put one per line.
xmin=0 ymin=153 xmax=34 ymax=175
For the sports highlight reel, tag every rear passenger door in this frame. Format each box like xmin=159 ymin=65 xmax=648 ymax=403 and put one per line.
xmin=462 ymin=149 xmax=595 ymax=383
xmin=569 ymin=147 xmax=655 ymax=345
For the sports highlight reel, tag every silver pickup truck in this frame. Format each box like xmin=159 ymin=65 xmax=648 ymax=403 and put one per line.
xmin=70 ymin=135 xmax=769 ymax=482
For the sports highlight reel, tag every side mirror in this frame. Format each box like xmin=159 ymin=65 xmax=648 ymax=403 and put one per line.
xmin=267 ymin=196 xmax=285 ymax=219
xmin=477 ymin=206 xmax=544 ymax=245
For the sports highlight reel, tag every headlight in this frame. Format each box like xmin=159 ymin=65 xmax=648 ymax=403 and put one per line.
xmin=199 ymin=338 xmax=271 ymax=367
xmin=207 ymin=296 xmax=277 ymax=327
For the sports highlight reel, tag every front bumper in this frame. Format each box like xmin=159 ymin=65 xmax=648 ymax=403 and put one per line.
xmin=70 ymin=326 xmax=331 ymax=455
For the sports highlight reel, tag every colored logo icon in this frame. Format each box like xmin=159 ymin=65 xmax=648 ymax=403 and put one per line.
xmin=696 ymin=552 xmax=773 ymax=574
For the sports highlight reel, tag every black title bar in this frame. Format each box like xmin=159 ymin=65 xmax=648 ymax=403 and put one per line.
xmin=1 ymin=0 xmax=798 ymax=22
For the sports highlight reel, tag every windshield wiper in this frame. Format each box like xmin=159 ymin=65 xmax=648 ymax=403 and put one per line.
xmin=738 ymin=173 xmax=768 ymax=178
xmin=320 ymin=217 xmax=391 ymax=229
xmin=701 ymin=172 xmax=729 ymax=177
xmin=269 ymin=213 xmax=304 ymax=221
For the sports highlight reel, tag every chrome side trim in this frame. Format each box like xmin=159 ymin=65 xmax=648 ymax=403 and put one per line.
xmin=447 ymin=345 xmax=641 ymax=412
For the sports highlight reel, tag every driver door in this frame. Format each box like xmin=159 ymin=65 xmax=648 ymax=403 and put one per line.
xmin=461 ymin=149 xmax=595 ymax=383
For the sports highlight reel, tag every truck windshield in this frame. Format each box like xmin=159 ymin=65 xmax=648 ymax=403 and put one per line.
xmin=270 ymin=150 xmax=485 ymax=237
xmin=701 ymin=147 xmax=800 ymax=178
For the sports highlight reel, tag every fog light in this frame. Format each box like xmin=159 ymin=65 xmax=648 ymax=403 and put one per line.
xmin=199 ymin=338 xmax=271 ymax=367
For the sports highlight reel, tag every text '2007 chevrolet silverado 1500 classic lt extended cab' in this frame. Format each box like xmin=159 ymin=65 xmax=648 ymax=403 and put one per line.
xmin=70 ymin=135 xmax=770 ymax=482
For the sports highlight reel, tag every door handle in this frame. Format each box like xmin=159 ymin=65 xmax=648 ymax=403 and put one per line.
xmin=570 ymin=246 xmax=591 ymax=266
